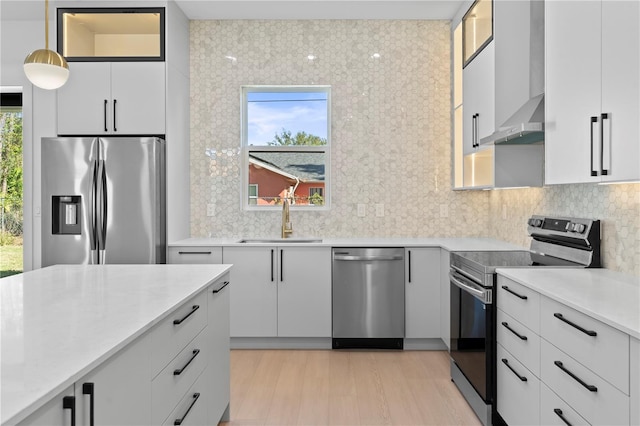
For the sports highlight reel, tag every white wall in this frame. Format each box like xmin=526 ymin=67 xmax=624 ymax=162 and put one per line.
xmin=1 ymin=16 xmax=58 ymax=271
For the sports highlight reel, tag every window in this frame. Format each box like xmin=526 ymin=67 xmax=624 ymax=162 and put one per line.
xmin=242 ymin=86 xmax=330 ymax=210
xmin=0 ymin=91 xmax=24 ymax=277
xmin=248 ymin=184 xmax=258 ymax=205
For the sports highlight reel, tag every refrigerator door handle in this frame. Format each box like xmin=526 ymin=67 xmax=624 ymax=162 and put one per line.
xmin=89 ymin=160 xmax=98 ymax=252
xmin=96 ymin=160 xmax=107 ymax=262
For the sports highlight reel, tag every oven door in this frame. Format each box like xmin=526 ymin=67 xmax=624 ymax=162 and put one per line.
xmin=449 ymin=269 xmax=494 ymax=403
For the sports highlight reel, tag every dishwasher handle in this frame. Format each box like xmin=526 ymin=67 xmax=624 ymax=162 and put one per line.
xmin=333 ymin=254 xmax=404 ymax=261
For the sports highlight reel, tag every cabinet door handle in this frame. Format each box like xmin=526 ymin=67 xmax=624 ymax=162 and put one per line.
xmin=178 ymin=251 xmax=212 ymax=255
xmin=553 ymin=313 xmax=597 ymax=337
xmin=63 ymin=396 xmax=76 ymax=426
xmin=476 ymin=113 xmax=480 ymax=146
xmin=501 ymin=358 xmax=527 ymax=382
xmin=174 ymin=393 xmax=200 ymax=425
xmin=271 ymin=249 xmax=274 ymax=282
xmin=408 ymin=250 xmax=412 ymax=283
xmin=501 ymin=285 xmax=528 ymax=300
xmin=280 ymin=249 xmax=284 ymax=282
xmin=590 ymin=116 xmax=598 ymax=176
xmin=173 ymin=305 xmax=200 ymax=325
xmin=113 ymin=99 xmax=117 ymax=132
xmin=554 ymin=408 xmax=573 ymax=426
xmin=554 ymin=361 xmax=597 ymax=392
xmin=212 ymin=281 xmax=230 ymax=294
xmin=82 ymin=383 xmax=94 ymax=426
xmin=600 ymin=113 xmax=609 ymax=175
xmin=501 ymin=321 xmax=528 ymax=340
xmin=103 ymin=100 xmax=108 ymax=132
xmin=471 ymin=114 xmax=475 ymax=148
xmin=173 ymin=349 xmax=200 ymax=375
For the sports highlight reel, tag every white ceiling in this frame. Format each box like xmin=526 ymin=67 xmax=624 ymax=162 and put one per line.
xmin=0 ymin=0 xmax=465 ymax=21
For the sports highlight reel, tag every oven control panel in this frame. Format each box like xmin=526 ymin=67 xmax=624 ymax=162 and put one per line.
xmin=527 ymin=216 xmax=592 ymax=234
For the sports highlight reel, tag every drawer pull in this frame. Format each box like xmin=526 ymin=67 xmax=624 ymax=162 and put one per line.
xmin=501 ymin=321 xmax=528 ymax=340
xmin=178 ymin=251 xmax=212 ymax=255
xmin=501 ymin=285 xmax=528 ymax=300
xmin=553 ymin=313 xmax=597 ymax=337
xmin=174 ymin=392 xmax=200 ymax=425
xmin=554 ymin=361 xmax=598 ymax=392
xmin=82 ymin=383 xmax=95 ymax=426
xmin=63 ymin=396 xmax=76 ymax=426
xmin=554 ymin=408 xmax=573 ymax=426
xmin=212 ymin=281 xmax=230 ymax=294
xmin=501 ymin=358 xmax=527 ymax=382
xmin=173 ymin=349 xmax=200 ymax=376
xmin=173 ymin=305 xmax=200 ymax=325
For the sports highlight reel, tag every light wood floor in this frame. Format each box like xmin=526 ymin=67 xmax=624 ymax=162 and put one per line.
xmin=222 ymin=349 xmax=481 ymax=426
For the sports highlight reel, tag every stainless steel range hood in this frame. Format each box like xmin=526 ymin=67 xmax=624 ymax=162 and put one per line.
xmin=480 ymin=93 xmax=544 ymax=145
xmin=480 ymin=0 xmax=545 ymax=146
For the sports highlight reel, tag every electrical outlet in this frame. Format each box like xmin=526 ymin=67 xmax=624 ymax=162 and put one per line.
xmin=376 ymin=203 xmax=384 ymax=217
xmin=440 ymin=204 xmax=449 ymax=218
xmin=206 ymin=203 xmax=215 ymax=217
xmin=357 ymin=204 xmax=366 ymax=217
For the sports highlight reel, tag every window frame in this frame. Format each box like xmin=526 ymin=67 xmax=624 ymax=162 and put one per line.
xmin=241 ymin=85 xmax=331 ymax=211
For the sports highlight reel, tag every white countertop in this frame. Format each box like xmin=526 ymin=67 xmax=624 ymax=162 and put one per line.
xmin=170 ymin=237 xmax=526 ymax=252
xmin=496 ymin=268 xmax=640 ymax=339
xmin=1 ymin=264 xmax=232 ymax=425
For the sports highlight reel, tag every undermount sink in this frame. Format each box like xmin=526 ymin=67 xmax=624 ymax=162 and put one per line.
xmin=238 ymin=238 xmax=323 ymax=244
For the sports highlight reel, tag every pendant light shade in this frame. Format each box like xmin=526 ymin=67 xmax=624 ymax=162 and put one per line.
xmin=24 ymin=49 xmax=69 ymax=90
xmin=23 ymin=0 xmax=70 ymax=90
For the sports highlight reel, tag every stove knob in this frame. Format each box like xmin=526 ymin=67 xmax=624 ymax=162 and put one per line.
xmin=576 ymin=223 xmax=586 ymax=233
xmin=532 ymin=219 xmax=542 ymax=227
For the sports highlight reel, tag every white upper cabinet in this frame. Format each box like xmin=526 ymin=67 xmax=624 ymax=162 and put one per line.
xmin=545 ymin=0 xmax=639 ymax=184
xmin=57 ymin=62 xmax=165 ymax=135
xmin=463 ymin=41 xmax=495 ymax=155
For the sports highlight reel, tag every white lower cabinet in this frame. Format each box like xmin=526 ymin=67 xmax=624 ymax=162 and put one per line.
xmin=161 ymin=370 xmax=209 ymax=426
xmin=208 ymin=278 xmax=231 ymax=423
xmin=223 ymin=246 xmax=331 ymax=338
xmin=17 ymin=274 xmax=231 ymax=426
xmin=540 ymin=382 xmax=589 ymax=426
xmin=496 ymin=273 xmax=634 ymax=425
xmin=168 ymin=246 xmax=223 ymax=264
xmin=16 ymin=387 xmax=75 ymax=426
xmin=75 ymin=333 xmax=152 ymax=426
xmin=631 ymin=338 xmax=640 ymax=425
xmin=439 ymin=249 xmax=450 ymax=349
xmin=497 ymin=343 xmax=540 ymax=425
xmin=405 ymin=248 xmax=440 ymax=338
xmin=541 ymin=339 xmax=629 ymax=425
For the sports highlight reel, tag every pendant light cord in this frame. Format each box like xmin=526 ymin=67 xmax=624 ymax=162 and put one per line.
xmin=44 ymin=0 xmax=49 ymax=49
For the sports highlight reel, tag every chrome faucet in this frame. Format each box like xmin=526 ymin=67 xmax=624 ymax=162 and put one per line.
xmin=281 ymin=197 xmax=293 ymax=239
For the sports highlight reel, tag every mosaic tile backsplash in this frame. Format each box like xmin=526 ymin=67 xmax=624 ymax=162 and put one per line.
xmin=190 ymin=20 xmax=639 ymax=276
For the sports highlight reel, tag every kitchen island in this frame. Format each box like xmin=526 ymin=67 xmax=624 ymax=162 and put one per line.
xmin=1 ymin=264 xmax=232 ymax=426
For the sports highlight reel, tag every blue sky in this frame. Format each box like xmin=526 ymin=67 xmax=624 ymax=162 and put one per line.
xmin=247 ymin=91 xmax=328 ymax=145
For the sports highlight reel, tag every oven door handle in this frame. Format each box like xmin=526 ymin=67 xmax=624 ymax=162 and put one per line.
xmin=450 ymin=264 xmax=482 ymax=284
xmin=450 ymin=271 xmax=492 ymax=304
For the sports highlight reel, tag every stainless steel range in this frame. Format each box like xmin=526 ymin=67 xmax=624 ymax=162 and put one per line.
xmin=449 ymin=215 xmax=601 ymax=426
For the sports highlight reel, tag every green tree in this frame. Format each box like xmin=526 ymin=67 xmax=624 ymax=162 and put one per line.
xmin=0 ymin=112 xmax=23 ymax=236
xmin=268 ymin=128 xmax=327 ymax=146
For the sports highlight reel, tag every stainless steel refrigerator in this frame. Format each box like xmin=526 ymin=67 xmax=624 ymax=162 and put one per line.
xmin=41 ymin=137 xmax=166 ymax=266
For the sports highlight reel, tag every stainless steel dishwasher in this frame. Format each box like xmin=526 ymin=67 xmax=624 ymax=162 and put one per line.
xmin=332 ymin=247 xmax=405 ymax=349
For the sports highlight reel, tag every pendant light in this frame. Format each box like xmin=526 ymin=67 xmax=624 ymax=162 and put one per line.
xmin=23 ymin=0 xmax=70 ymax=90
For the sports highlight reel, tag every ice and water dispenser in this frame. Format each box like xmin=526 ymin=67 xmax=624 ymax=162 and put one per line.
xmin=52 ymin=196 xmax=81 ymax=235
